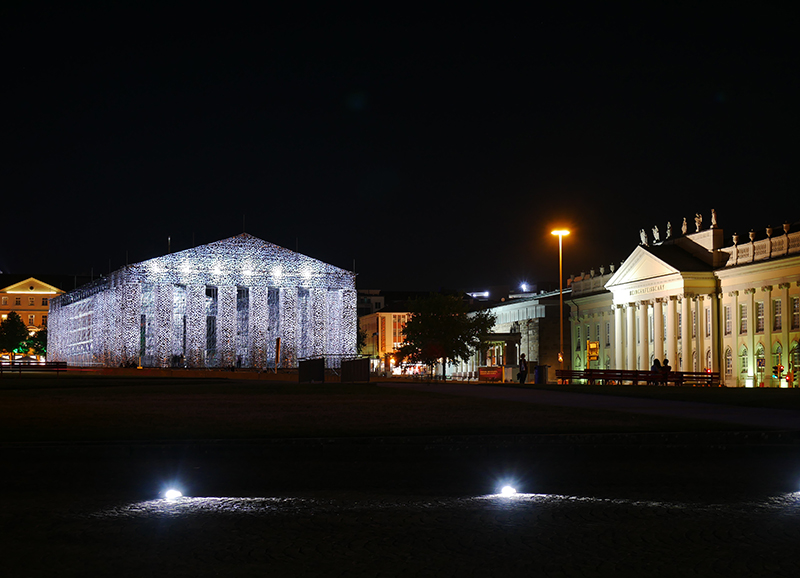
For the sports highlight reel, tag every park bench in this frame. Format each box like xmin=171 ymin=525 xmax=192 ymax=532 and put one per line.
xmin=555 ymin=368 xmax=720 ymax=387
xmin=0 ymin=361 xmax=68 ymax=377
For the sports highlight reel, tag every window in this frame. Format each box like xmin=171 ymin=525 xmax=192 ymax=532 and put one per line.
xmin=605 ymin=322 xmax=611 ymax=347
xmin=793 ymin=297 xmax=800 ymax=330
xmin=596 ymin=324 xmax=600 ymax=343
xmin=756 ymin=301 xmax=765 ymax=333
xmin=28 ymin=314 xmax=35 ymax=325
xmin=1 ymin=296 xmax=6 ymax=305
xmin=678 ymin=312 xmax=682 ymax=338
xmin=724 ymin=306 xmax=732 ymax=336
xmin=725 ymin=348 xmax=733 ymax=376
xmin=773 ymin=299 xmax=782 ymax=331
xmin=15 ymin=297 xmax=21 ymax=306
xmin=42 ymin=315 xmax=48 ymax=326
xmin=42 ymin=297 xmax=49 ymax=306
xmin=28 ymin=297 xmax=35 ymax=306
xmin=739 ymin=304 xmax=747 ymax=334
xmin=691 ymin=310 xmax=697 ymax=338
xmin=575 ymin=326 xmax=581 ymax=350
xmin=705 ymin=308 xmax=711 ymax=337
xmin=739 ymin=346 xmax=748 ymax=373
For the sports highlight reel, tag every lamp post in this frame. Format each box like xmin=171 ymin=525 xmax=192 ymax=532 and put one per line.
xmin=551 ymin=229 xmax=570 ymax=382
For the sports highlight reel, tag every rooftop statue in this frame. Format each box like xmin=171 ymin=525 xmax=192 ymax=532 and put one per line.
xmin=711 ymin=208 xmax=718 ymax=228
xmin=652 ymin=225 xmax=661 ymax=243
xmin=639 ymin=229 xmax=648 ymax=246
xmin=666 ymin=221 xmax=672 ymax=239
xmin=695 ymin=213 xmax=702 ymax=232
xmin=681 ymin=217 xmax=688 ymax=235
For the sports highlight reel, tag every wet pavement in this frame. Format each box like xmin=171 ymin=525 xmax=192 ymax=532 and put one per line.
xmin=3 ymin=384 xmax=800 ymax=577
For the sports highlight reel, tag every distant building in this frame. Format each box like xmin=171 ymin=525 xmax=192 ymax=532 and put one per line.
xmin=48 ymin=234 xmax=357 ymax=368
xmin=0 ymin=276 xmax=65 ymax=333
xmin=569 ymin=215 xmax=800 ymax=387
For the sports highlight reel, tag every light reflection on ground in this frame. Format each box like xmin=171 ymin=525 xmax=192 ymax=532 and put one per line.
xmin=92 ymin=491 xmax=800 ymax=520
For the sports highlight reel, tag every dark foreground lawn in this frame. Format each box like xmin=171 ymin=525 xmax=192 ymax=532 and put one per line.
xmin=0 ymin=374 xmax=792 ymax=442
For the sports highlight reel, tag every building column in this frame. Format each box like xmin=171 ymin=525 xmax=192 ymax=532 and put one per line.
xmin=745 ymin=288 xmax=756 ymax=384
xmin=639 ymin=300 xmax=650 ymax=370
xmin=780 ymin=283 xmax=791 ymax=374
xmin=762 ymin=285 xmax=774 ymax=384
xmin=709 ymin=293 xmax=720 ymax=374
xmin=695 ymin=295 xmax=705 ymax=372
xmin=614 ymin=304 xmax=624 ymax=370
xmin=666 ymin=296 xmax=678 ymax=371
xmin=626 ymin=303 xmax=636 ymax=370
xmin=728 ymin=291 xmax=739 ymax=385
xmin=653 ymin=298 xmax=664 ymax=364
xmin=681 ymin=293 xmax=693 ymax=371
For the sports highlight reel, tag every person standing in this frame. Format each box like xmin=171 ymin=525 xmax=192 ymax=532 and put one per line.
xmin=518 ymin=353 xmax=529 ymax=384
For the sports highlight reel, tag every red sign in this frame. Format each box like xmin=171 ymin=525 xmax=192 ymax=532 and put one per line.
xmin=479 ymin=366 xmax=503 ymax=382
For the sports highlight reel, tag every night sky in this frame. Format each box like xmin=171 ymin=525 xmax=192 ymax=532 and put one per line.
xmin=4 ymin=4 xmax=798 ymax=291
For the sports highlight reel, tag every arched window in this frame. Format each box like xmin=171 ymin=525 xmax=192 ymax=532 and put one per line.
xmin=739 ymin=345 xmax=748 ymax=374
xmin=692 ymin=350 xmax=698 ymax=371
xmin=756 ymin=343 xmax=765 ymax=371
xmin=706 ymin=349 xmax=712 ymax=372
xmin=773 ymin=342 xmax=782 ymax=367
xmin=725 ymin=348 xmax=733 ymax=376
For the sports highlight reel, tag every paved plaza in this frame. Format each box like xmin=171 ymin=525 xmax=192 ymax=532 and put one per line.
xmin=2 ymin=383 xmax=800 ymax=577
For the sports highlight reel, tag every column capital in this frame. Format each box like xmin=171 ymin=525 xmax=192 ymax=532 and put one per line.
xmin=744 ymin=288 xmax=756 ymax=295
xmin=778 ymin=282 xmax=791 ymax=290
xmin=638 ymin=299 xmax=652 ymax=307
xmin=761 ymin=285 xmax=773 ymax=293
xmin=728 ymin=290 xmax=739 ymax=297
xmin=669 ymin=295 xmax=679 ymax=302
xmin=654 ymin=297 xmax=666 ymax=304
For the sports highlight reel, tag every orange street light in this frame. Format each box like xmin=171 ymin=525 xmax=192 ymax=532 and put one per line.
xmin=551 ymin=229 xmax=570 ymax=382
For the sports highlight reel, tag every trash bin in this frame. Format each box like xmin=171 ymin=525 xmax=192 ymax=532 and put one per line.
xmin=534 ymin=365 xmax=548 ymax=385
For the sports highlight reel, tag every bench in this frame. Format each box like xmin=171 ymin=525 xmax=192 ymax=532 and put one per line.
xmin=0 ymin=361 xmax=68 ymax=376
xmin=555 ymin=368 xmax=721 ymax=387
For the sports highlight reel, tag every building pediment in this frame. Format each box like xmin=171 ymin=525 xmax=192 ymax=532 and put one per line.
xmin=605 ymin=246 xmax=679 ymax=289
xmin=0 ymin=277 xmax=64 ymax=295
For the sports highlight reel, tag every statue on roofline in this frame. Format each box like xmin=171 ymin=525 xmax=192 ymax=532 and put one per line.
xmin=666 ymin=221 xmax=672 ymax=239
xmin=695 ymin=213 xmax=702 ymax=232
xmin=681 ymin=217 xmax=687 ymax=235
xmin=711 ymin=208 xmax=718 ymax=228
xmin=639 ymin=229 xmax=648 ymax=246
xmin=652 ymin=225 xmax=661 ymax=243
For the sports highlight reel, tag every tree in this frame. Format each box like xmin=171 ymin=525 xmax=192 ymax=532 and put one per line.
xmin=0 ymin=312 xmax=31 ymax=354
xmin=24 ymin=328 xmax=48 ymax=357
xmin=396 ymin=293 xmax=495 ymax=380
xmin=356 ymin=320 xmax=367 ymax=354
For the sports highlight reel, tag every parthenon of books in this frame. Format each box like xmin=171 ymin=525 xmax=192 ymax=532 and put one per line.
xmin=48 ymin=234 xmax=357 ymax=368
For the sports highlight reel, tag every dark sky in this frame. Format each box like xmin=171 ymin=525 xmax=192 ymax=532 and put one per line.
xmin=4 ymin=4 xmax=798 ymax=291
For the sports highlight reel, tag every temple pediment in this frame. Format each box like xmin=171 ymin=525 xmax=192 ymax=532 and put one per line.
xmin=0 ymin=277 xmax=63 ymax=295
xmin=605 ymin=246 xmax=679 ymax=289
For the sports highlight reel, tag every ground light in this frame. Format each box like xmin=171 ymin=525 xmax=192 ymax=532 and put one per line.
xmin=500 ymin=486 xmax=517 ymax=496
xmin=164 ymin=489 xmax=183 ymax=500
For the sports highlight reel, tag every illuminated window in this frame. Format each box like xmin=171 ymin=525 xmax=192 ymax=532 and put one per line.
xmin=691 ymin=310 xmax=697 ymax=338
xmin=705 ymin=308 xmax=711 ymax=337
xmin=28 ymin=314 xmax=35 ymax=325
xmin=739 ymin=304 xmax=747 ymax=334
xmin=15 ymin=297 xmax=21 ymax=306
xmin=576 ymin=326 xmax=581 ymax=351
xmin=724 ymin=306 xmax=732 ymax=335
xmin=793 ymin=297 xmax=800 ymax=330
xmin=739 ymin=346 xmax=748 ymax=373
xmin=678 ymin=312 xmax=682 ymax=337
xmin=1 ymin=297 xmax=6 ymax=305
xmin=29 ymin=297 xmax=35 ymax=306
xmin=42 ymin=297 xmax=49 ymax=306
xmin=605 ymin=322 xmax=610 ymax=346
xmin=773 ymin=299 xmax=782 ymax=331
xmin=724 ymin=348 xmax=733 ymax=376
xmin=756 ymin=302 xmax=764 ymax=333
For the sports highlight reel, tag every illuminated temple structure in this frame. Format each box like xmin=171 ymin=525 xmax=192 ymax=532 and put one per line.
xmin=48 ymin=234 xmax=357 ymax=368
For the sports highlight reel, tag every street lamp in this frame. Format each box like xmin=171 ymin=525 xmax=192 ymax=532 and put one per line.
xmin=551 ymin=229 xmax=570 ymax=382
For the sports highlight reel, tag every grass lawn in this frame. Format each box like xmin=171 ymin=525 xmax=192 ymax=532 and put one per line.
xmin=0 ymin=373 xmax=785 ymax=442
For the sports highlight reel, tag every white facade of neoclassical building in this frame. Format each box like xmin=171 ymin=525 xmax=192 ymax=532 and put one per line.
xmin=48 ymin=234 xmax=357 ymax=368
xmin=569 ymin=221 xmax=800 ymax=387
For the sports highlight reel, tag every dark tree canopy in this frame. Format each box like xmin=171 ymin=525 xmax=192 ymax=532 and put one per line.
xmin=397 ymin=293 xmax=495 ymax=378
xmin=0 ymin=312 xmax=31 ymax=354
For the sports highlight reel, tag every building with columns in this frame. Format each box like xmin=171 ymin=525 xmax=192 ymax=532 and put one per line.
xmin=48 ymin=234 xmax=357 ymax=368
xmin=569 ymin=216 xmax=800 ymax=387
